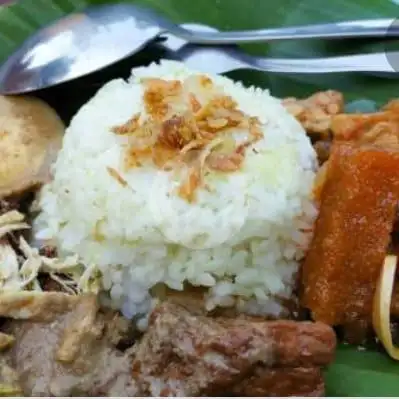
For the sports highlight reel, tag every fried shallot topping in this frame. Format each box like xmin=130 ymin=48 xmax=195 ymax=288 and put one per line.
xmin=111 ymin=75 xmax=263 ymax=202
xmin=106 ymin=166 xmax=128 ymax=187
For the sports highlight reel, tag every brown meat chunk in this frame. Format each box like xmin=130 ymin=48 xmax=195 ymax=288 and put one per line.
xmin=3 ymin=294 xmax=137 ymax=396
xmin=132 ymin=301 xmax=335 ymax=396
xmin=282 ymin=90 xmax=344 ymax=138
xmin=231 ymin=366 xmax=324 ymax=397
xmin=301 ymin=143 xmax=399 ymax=325
xmin=267 ymin=320 xmax=336 ymax=366
xmin=0 ymin=357 xmax=22 ymax=396
xmin=132 ymin=301 xmax=273 ymax=396
xmin=0 ymin=332 xmax=14 ymax=351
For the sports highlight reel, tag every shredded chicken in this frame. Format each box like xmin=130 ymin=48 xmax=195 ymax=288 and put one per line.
xmin=0 ymin=210 xmax=100 ymax=296
xmin=0 ymin=210 xmax=29 ymax=239
xmin=0 ymin=291 xmax=78 ymax=322
xmin=111 ymin=75 xmax=263 ymax=202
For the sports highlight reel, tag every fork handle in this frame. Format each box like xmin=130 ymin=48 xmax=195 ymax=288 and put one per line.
xmin=246 ymin=51 xmax=397 ymax=74
xmin=182 ymin=19 xmax=397 ymax=44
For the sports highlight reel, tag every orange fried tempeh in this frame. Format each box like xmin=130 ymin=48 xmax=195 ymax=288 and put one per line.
xmin=301 ymin=143 xmax=399 ymax=325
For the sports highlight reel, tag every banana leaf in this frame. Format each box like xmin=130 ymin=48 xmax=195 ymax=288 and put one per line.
xmin=1 ymin=0 xmax=399 ymax=396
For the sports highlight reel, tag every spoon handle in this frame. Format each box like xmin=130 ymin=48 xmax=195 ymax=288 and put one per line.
xmin=182 ymin=19 xmax=397 ymax=44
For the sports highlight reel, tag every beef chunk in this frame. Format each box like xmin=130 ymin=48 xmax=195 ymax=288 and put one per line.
xmin=231 ymin=366 xmax=324 ymax=397
xmin=266 ymin=320 xmax=336 ymax=366
xmin=0 ymin=357 xmax=22 ymax=396
xmin=3 ymin=293 xmax=137 ymax=396
xmin=132 ymin=301 xmax=336 ymax=396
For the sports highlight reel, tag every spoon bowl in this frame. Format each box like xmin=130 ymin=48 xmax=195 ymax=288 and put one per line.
xmin=0 ymin=3 xmax=166 ymax=94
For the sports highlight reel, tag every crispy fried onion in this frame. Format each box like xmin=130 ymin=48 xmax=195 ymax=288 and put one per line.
xmin=0 ymin=211 xmax=100 ymax=295
xmin=373 ymin=254 xmax=399 ymax=360
xmin=111 ymin=75 xmax=263 ymax=202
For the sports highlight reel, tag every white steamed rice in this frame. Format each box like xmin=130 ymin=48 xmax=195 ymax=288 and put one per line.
xmin=34 ymin=60 xmax=318 ymax=322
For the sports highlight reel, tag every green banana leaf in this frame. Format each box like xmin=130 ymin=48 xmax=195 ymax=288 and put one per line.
xmin=325 ymin=345 xmax=399 ymax=397
xmin=1 ymin=0 xmax=399 ymax=396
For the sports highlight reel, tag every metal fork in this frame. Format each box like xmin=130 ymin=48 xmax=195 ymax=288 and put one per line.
xmin=162 ymin=24 xmax=397 ymax=75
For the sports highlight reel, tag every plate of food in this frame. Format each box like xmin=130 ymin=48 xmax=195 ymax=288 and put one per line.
xmin=0 ymin=0 xmax=399 ymax=396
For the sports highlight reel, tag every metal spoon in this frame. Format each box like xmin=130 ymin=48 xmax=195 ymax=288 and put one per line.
xmin=163 ymin=24 xmax=397 ymax=75
xmin=0 ymin=2 xmax=398 ymax=94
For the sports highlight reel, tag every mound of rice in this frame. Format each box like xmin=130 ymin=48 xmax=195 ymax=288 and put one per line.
xmin=34 ymin=60 xmax=318 ymax=323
